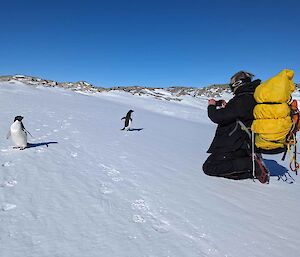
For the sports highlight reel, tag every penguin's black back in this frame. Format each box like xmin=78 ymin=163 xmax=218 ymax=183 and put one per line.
xmin=124 ymin=110 xmax=134 ymax=127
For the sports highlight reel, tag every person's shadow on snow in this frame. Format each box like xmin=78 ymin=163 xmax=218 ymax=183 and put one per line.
xmin=263 ymin=158 xmax=296 ymax=183
xmin=26 ymin=142 xmax=58 ymax=149
xmin=263 ymin=159 xmax=288 ymax=177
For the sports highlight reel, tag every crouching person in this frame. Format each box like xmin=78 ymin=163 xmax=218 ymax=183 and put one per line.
xmin=203 ymin=71 xmax=261 ymax=180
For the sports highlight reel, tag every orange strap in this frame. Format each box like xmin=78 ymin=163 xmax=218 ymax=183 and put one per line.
xmin=288 ymin=135 xmax=299 ymax=174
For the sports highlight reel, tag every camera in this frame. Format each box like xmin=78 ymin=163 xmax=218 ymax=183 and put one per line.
xmin=215 ymin=100 xmax=224 ymax=107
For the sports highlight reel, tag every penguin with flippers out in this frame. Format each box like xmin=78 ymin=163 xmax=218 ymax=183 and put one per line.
xmin=7 ymin=116 xmax=31 ymax=150
xmin=121 ymin=110 xmax=134 ymax=131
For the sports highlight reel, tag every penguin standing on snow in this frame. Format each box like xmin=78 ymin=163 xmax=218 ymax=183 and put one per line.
xmin=7 ymin=116 xmax=29 ymax=150
xmin=121 ymin=110 xmax=134 ymax=131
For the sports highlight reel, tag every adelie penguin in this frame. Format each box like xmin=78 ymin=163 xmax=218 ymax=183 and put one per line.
xmin=121 ymin=110 xmax=134 ymax=131
xmin=7 ymin=116 xmax=30 ymax=150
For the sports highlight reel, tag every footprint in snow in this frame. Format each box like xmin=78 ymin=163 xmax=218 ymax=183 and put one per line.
xmin=36 ymin=148 xmax=46 ymax=153
xmin=2 ymin=161 xmax=14 ymax=167
xmin=131 ymin=199 xmax=149 ymax=224
xmin=71 ymin=152 xmax=78 ymax=158
xmin=60 ymin=121 xmax=71 ymax=130
xmin=1 ymin=180 xmax=18 ymax=187
xmin=99 ymin=183 xmax=114 ymax=194
xmin=132 ymin=215 xmax=146 ymax=223
xmin=131 ymin=199 xmax=170 ymax=233
xmin=131 ymin=199 xmax=150 ymax=212
xmin=1 ymin=149 xmax=17 ymax=154
xmin=1 ymin=203 xmax=17 ymax=211
xmin=99 ymin=164 xmax=123 ymax=182
xmin=149 ymin=214 xmax=170 ymax=233
xmin=107 ymin=168 xmax=120 ymax=176
xmin=47 ymin=111 xmax=55 ymax=117
xmin=62 ymin=120 xmax=71 ymax=126
xmin=111 ymin=177 xmax=123 ymax=182
xmin=72 ymin=143 xmax=81 ymax=149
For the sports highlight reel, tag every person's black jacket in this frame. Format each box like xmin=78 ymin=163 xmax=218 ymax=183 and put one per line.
xmin=207 ymin=79 xmax=261 ymax=154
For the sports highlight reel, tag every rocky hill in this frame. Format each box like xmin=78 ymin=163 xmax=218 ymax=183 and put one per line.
xmin=0 ymin=74 xmax=298 ymax=102
xmin=0 ymin=75 xmax=231 ymax=101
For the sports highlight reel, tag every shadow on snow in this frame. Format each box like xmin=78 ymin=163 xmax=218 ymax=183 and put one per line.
xmin=128 ymin=128 xmax=144 ymax=132
xmin=263 ymin=159 xmax=288 ymax=177
xmin=263 ymin=158 xmax=295 ymax=183
xmin=121 ymin=128 xmax=144 ymax=131
xmin=27 ymin=142 xmax=58 ymax=149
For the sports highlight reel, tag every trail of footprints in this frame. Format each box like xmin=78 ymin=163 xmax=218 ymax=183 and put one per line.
xmin=98 ymin=163 xmax=124 ymax=183
xmin=2 ymin=112 xmax=170 ymax=233
xmin=98 ymin=162 xmax=170 ymax=233
xmin=131 ymin=199 xmax=170 ymax=233
xmin=0 ymin=112 xmax=76 ymax=212
xmin=0 ymin=159 xmax=17 ymax=212
xmin=48 ymin=113 xmax=81 ymax=158
xmin=97 ymin=162 xmax=217 ymax=253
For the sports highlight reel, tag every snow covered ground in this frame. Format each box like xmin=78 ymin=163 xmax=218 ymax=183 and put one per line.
xmin=0 ymin=81 xmax=299 ymax=257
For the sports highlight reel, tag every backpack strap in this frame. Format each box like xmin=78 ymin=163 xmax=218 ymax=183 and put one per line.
xmin=236 ymin=120 xmax=256 ymax=178
xmin=282 ymin=99 xmax=300 ymax=174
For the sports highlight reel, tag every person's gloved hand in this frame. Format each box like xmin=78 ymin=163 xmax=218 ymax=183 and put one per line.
xmin=208 ymin=99 xmax=216 ymax=106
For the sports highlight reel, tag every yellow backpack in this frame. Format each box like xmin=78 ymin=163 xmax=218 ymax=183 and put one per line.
xmin=251 ymin=69 xmax=299 ymax=173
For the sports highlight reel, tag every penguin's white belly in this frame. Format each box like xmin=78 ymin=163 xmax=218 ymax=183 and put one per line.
xmin=125 ymin=120 xmax=131 ymax=130
xmin=10 ymin=124 xmax=27 ymax=147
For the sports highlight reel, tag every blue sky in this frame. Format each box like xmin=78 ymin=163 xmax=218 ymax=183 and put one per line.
xmin=0 ymin=0 xmax=299 ymax=87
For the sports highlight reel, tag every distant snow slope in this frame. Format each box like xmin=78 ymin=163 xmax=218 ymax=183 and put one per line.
xmin=0 ymin=82 xmax=299 ymax=257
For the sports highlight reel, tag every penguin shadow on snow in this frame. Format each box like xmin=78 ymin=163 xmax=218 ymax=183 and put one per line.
xmin=127 ymin=128 xmax=144 ymax=132
xmin=26 ymin=141 xmax=58 ymax=149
